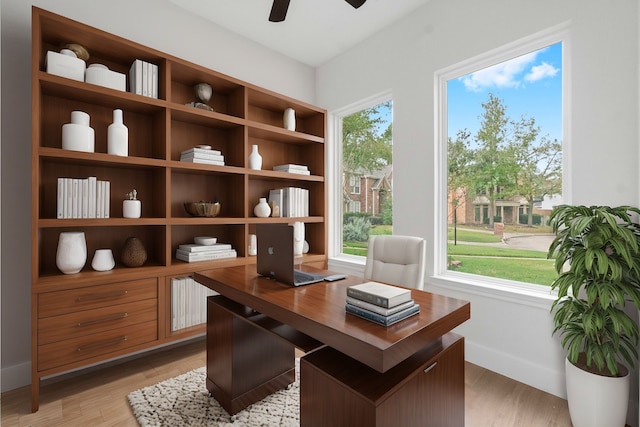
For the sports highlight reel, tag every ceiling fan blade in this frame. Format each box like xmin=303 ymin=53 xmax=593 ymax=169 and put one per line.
xmin=345 ymin=0 xmax=367 ymax=8
xmin=269 ymin=0 xmax=290 ymax=22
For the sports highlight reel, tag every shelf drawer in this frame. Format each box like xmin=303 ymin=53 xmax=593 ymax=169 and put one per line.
xmin=38 ymin=278 xmax=157 ymax=318
xmin=37 ymin=320 xmax=158 ymax=372
xmin=38 ymin=299 xmax=157 ymax=345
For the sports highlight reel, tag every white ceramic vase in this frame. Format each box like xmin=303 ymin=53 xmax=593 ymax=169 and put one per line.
xmin=62 ymin=111 xmax=95 ymax=152
xmin=565 ymin=357 xmax=630 ymax=427
xmin=293 ymin=221 xmax=305 ymax=255
xmin=254 ymin=198 xmax=271 ymax=218
xmin=284 ymin=107 xmax=296 ymax=131
xmin=91 ymin=248 xmax=115 ymax=271
xmin=56 ymin=231 xmax=87 ymax=274
xmin=108 ymin=109 xmax=128 ymax=156
xmin=248 ymin=234 xmax=257 ymax=256
xmin=123 ymin=199 xmax=141 ymax=218
xmin=249 ymin=144 xmax=262 ymax=170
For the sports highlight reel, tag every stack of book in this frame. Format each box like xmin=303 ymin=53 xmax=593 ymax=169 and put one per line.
xmin=180 ymin=147 xmax=225 ymax=165
xmin=129 ymin=59 xmax=158 ymax=99
xmin=175 ymin=242 xmax=237 ymax=263
xmin=57 ymin=176 xmax=110 ymax=219
xmin=273 ymin=164 xmax=310 ymax=175
xmin=268 ymin=187 xmax=309 ymax=217
xmin=345 ymin=281 xmax=420 ymax=326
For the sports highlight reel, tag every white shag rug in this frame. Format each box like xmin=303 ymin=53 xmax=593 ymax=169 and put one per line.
xmin=128 ymin=360 xmax=300 ymax=427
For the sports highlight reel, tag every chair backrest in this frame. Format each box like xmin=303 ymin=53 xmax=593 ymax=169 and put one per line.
xmin=364 ymin=235 xmax=426 ymax=290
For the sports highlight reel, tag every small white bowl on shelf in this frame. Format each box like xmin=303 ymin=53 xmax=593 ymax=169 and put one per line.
xmin=194 ymin=236 xmax=217 ymax=246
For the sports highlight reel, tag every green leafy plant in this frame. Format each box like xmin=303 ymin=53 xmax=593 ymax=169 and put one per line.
xmin=548 ymin=205 xmax=640 ymax=376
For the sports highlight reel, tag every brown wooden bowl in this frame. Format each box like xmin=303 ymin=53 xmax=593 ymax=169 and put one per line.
xmin=184 ymin=201 xmax=221 ymax=217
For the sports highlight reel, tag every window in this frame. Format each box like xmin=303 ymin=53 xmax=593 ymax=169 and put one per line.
xmin=436 ymin=27 xmax=567 ymax=290
xmin=349 ymin=175 xmax=361 ymax=194
xmin=329 ymin=94 xmax=393 ymax=258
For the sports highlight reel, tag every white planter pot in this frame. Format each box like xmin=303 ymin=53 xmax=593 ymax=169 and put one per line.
xmin=565 ymin=357 xmax=629 ymax=427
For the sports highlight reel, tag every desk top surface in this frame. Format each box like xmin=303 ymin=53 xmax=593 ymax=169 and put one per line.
xmin=195 ymin=265 xmax=470 ymax=372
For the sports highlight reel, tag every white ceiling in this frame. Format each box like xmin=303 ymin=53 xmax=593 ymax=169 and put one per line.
xmin=167 ymin=0 xmax=431 ymax=67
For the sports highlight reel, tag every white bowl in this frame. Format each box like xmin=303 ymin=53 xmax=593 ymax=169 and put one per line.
xmin=194 ymin=236 xmax=217 ymax=245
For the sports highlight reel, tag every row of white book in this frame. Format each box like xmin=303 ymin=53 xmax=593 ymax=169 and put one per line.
xmin=170 ymin=276 xmax=219 ymax=331
xmin=129 ymin=59 xmax=158 ymax=99
xmin=272 ymin=163 xmax=310 ymax=175
xmin=179 ymin=147 xmax=225 ymax=166
xmin=268 ymin=187 xmax=309 ymax=218
xmin=57 ymin=177 xmax=110 ymax=219
xmin=175 ymin=242 xmax=237 ymax=263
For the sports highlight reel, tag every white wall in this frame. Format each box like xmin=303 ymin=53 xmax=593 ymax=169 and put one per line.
xmin=319 ymin=0 xmax=639 ymax=424
xmin=0 ymin=0 xmax=316 ymax=392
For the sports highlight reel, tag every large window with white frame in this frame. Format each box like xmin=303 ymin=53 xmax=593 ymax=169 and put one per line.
xmin=329 ymin=94 xmax=393 ymax=259
xmin=435 ymin=26 xmax=567 ymax=291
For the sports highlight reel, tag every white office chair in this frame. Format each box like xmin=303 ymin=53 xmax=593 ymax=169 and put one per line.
xmin=364 ymin=235 xmax=426 ymax=290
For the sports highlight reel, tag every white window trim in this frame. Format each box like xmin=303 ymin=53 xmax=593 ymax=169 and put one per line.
xmin=327 ymin=91 xmax=392 ymax=263
xmin=433 ymin=22 xmax=572 ymax=299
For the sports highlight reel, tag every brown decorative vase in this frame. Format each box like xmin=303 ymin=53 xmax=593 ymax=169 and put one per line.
xmin=121 ymin=237 xmax=147 ymax=267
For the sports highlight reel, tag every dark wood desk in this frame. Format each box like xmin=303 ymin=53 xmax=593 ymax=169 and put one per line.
xmin=195 ymin=265 xmax=470 ymax=426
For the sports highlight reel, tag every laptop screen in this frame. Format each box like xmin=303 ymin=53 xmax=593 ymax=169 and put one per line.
xmin=256 ymin=223 xmax=295 ymax=285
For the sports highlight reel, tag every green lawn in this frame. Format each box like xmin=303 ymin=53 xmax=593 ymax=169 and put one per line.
xmin=343 ymin=225 xmax=557 ymax=286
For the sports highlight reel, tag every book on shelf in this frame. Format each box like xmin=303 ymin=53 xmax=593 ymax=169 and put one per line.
xmin=175 ymin=248 xmax=237 ymax=263
xmin=177 ymin=243 xmax=233 ymax=253
xmin=171 ymin=276 xmax=219 ymax=331
xmin=345 ymin=302 xmax=420 ymax=326
xmin=181 ymin=147 xmax=222 ymax=157
xmin=273 ymin=164 xmax=310 ymax=175
xmin=180 ymin=153 xmax=225 ymax=162
xmin=128 ymin=59 xmax=158 ymax=99
xmin=180 ymin=158 xmax=225 ymax=166
xmin=268 ymin=186 xmax=308 ymax=218
xmin=345 ymin=296 xmax=416 ymax=316
xmin=346 ymin=281 xmax=412 ymax=308
xmin=57 ymin=176 xmax=110 ymax=219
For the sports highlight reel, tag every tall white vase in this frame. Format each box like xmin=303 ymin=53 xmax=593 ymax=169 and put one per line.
xmin=249 ymin=144 xmax=262 ymax=170
xmin=293 ymin=221 xmax=305 ymax=255
xmin=565 ymin=357 xmax=630 ymax=427
xmin=56 ymin=231 xmax=87 ymax=274
xmin=62 ymin=111 xmax=94 ymax=152
xmin=284 ymin=108 xmax=296 ymax=131
xmin=108 ymin=109 xmax=128 ymax=156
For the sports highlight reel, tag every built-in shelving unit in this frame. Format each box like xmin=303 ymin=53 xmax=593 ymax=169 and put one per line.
xmin=30 ymin=7 xmax=326 ymax=411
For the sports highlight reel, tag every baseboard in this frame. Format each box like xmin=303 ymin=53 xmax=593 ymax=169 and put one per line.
xmin=465 ymin=338 xmax=566 ymax=398
xmin=1 ymin=360 xmax=31 ymax=393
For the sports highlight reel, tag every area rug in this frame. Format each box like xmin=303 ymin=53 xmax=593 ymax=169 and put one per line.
xmin=128 ymin=360 xmax=299 ymax=426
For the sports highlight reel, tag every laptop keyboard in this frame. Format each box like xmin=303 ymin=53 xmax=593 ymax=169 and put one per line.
xmin=294 ymin=270 xmax=325 ymax=283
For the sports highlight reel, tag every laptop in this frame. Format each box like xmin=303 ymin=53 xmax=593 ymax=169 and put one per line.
xmin=256 ymin=223 xmax=327 ymax=286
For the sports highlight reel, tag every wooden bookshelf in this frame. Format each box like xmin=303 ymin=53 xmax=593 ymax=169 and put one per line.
xmin=30 ymin=7 xmax=326 ymax=411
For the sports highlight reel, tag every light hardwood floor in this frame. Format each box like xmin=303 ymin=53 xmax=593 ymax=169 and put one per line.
xmin=2 ymin=338 xmax=572 ymax=426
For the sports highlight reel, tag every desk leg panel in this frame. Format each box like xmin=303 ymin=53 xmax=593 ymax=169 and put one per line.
xmin=207 ymin=296 xmax=295 ymax=415
xmin=300 ymin=333 xmax=465 ymax=427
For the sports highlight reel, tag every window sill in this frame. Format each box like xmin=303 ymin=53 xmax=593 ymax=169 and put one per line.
xmin=330 ymin=255 xmax=557 ymax=310
xmin=428 ymin=271 xmax=557 ymax=310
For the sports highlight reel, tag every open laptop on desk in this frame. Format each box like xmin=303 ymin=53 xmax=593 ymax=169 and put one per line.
xmin=256 ymin=223 xmax=327 ymax=286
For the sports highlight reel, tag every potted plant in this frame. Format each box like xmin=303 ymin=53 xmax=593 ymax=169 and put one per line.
xmin=548 ymin=205 xmax=640 ymax=427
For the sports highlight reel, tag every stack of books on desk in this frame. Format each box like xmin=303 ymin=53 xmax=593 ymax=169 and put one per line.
xmin=345 ymin=281 xmax=419 ymax=326
xmin=180 ymin=147 xmax=225 ymax=165
xmin=175 ymin=242 xmax=237 ymax=263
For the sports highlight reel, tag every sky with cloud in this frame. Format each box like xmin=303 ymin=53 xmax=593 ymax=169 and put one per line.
xmin=448 ymin=42 xmax=562 ymax=143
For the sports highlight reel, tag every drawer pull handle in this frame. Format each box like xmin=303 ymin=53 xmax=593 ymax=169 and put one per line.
xmin=77 ymin=312 xmax=128 ymax=327
xmin=77 ymin=290 xmax=128 ymax=302
xmin=77 ymin=336 xmax=127 ymax=352
xmin=424 ymin=362 xmax=438 ymax=374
